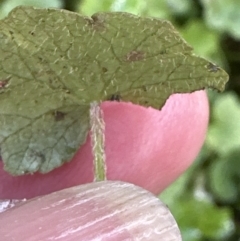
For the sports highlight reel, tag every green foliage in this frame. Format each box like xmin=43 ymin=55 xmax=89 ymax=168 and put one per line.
xmin=206 ymin=94 xmax=240 ymax=203
xmin=0 ymin=0 xmax=62 ymax=18
xmin=166 ymin=0 xmax=193 ymax=16
xmin=80 ymin=0 xmax=114 ymax=16
xmin=201 ymin=0 xmax=240 ymax=39
xmin=173 ymin=198 xmax=233 ymax=240
xmin=161 ymin=151 xmax=235 ymax=240
xmin=209 ymin=150 xmax=240 ymax=203
xmin=180 ymin=20 xmax=221 ymax=61
xmin=207 ymin=93 xmax=240 ymax=155
xmin=0 ymin=0 xmax=239 ymax=240
xmin=80 ymin=0 xmax=171 ymax=19
xmin=0 ymin=6 xmax=227 ymax=175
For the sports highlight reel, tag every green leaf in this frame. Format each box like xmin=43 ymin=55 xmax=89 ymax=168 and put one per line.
xmin=80 ymin=0 xmax=114 ymax=16
xmin=166 ymin=0 xmax=193 ymax=16
xmin=0 ymin=6 xmax=228 ymax=175
xmin=0 ymin=0 xmax=62 ymax=19
xmin=209 ymin=149 xmax=240 ymax=203
xmin=80 ymin=0 xmax=171 ymax=19
xmin=207 ymin=93 xmax=240 ymax=155
xmin=171 ymin=198 xmax=233 ymax=240
xmin=180 ymin=20 xmax=220 ymax=60
xmin=201 ymin=0 xmax=240 ymax=39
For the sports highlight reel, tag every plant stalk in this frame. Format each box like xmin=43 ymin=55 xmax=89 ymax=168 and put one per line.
xmin=90 ymin=102 xmax=107 ymax=181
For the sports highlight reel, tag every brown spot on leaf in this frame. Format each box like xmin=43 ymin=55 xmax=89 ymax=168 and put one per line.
xmin=0 ymin=77 xmax=11 ymax=89
xmin=88 ymin=14 xmax=106 ymax=31
xmin=8 ymin=30 xmax=14 ymax=40
xmin=29 ymin=150 xmax=46 ymax=163
xmin=102 ymin=67 xmax=108 ymax=73
xmin=125 ymin=51 xmax=145 ymax=62
xmin=207 ymin=63 xmax=220 ymax=73
xmin=142 ymin=86 xmax=147 ymax=91
xmin=160 ymin=49 xmax=167 ymax=54
xmin=29 ymin=30 xmax=35 ymax=36
xmin=53 ymin=111 xmax=66 ymax=121
xmin=109 ymin=94 xmax=121 ymax=101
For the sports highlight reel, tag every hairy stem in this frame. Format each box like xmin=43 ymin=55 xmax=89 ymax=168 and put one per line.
xmin=90 ymin=102 xmax=107 ymax=181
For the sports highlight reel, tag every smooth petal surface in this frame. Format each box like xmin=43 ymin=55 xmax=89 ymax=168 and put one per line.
xmin=0 ymin=90 xmax=209 ymax=199
xmin=0 ymin=181 xmax=182 ymax=241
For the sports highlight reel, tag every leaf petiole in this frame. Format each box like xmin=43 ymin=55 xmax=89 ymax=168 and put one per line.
xmin=90 ymin=102 xmax=107 ymax=181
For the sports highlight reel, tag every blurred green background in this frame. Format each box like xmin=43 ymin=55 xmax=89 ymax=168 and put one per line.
xmin=1 ymin=0 xmax=240 ymax=240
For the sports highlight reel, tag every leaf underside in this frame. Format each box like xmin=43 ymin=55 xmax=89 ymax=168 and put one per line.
xmin=0 ymin=6 xmax=228 ymax=175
